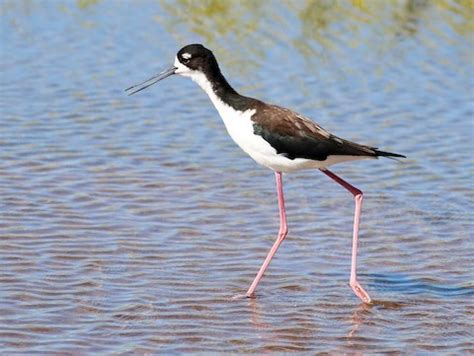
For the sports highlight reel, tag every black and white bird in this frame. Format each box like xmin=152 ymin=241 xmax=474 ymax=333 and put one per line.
xmin=126 ymin=44 xmax=405 ymax=303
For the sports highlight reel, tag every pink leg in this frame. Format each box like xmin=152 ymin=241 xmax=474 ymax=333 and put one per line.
xmin=246 ymin=171 xmax=288 ymax=297
xmin=320 ymin=169 xmax=372 ymax=303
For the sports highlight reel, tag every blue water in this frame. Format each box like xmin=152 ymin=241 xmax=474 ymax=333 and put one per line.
xmin=1 ymin=0 xmax=473 ymax=353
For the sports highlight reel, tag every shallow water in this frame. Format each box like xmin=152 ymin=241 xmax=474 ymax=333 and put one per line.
xmin=1 ymin=0 xmax=473 ymax=353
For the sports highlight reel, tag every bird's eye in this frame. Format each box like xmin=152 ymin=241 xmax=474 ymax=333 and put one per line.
xmin=182 ymin=58 xmax=190 ymax=64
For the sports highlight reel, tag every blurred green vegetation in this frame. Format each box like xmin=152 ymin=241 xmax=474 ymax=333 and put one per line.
xmin=152 ymin=0 xmax=473 ymax=75
xmin=153 ymin=0 xmax=473 ymax=39
xmin=76 ymin=0 xmax=100 ymax=9
xmin=3 ymin=0 xmax=472 ymax=42
xmin=2 ymin=0 xmax=472 ymax=68
xmin=2 ymin=0 xmax=471 ymax=84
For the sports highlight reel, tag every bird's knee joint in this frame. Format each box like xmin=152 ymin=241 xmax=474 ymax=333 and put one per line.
xmin=279 ymin=226 xmax=288 ymax=238
xmin=354 ymin=192 xmax=363 ymax=202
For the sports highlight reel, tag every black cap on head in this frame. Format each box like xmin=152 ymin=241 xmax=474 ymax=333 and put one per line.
xmin=176 ymin=43 xmax=218 ymax=73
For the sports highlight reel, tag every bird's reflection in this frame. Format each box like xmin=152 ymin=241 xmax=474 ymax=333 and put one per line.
xmin=230 ymin=292 xmax=267 ymax=329
xmin=247 ymin=296 xmax=266 ymax=329
xmin=348 ymin=301 xmax=373 ymax=340
xmin=347 ymin=299 xmax=406 ymax=347
xmin=242 ymin=294 xmax=373 ymax=353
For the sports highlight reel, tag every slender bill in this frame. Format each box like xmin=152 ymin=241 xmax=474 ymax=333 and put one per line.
xmin=125 ymin=66 xmax=177 ymax=96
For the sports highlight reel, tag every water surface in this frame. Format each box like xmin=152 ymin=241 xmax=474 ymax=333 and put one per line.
xmin=1 ymin=0 xmax=473 ymax=353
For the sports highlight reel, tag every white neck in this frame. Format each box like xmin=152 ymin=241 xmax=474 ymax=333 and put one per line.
xmin=191 ymin=72 xmax=225 ymax=110
xmin=173 ymin=56 xmax=236 ymax=117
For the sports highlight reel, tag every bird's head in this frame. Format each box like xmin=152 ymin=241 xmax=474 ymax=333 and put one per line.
xmin=175 ymin=44 xmax=218 ymax=77
xmin=125 ymin=44 xmax=218 ymax=95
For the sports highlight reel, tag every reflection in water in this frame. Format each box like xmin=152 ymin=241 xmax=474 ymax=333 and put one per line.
xmin=154 ymin=0 xmax=474 ymax=58
xmin=76 ymin=0 xmax=100 ymax=9
xmin=293 ymin=0 xmax=338 ymax=58
xmin=4 ymin=0 xmax=473 ymax=39
xmin=247 ymin=297 xmax=266 ymax=330
xmin=158 ymin=0 xmax=267 ymax=75
xmin=245 ymin=296 xmax=319 ymax=352
xmin=348 ymin=302 xmax=373 ymax=342
xmin=393 ymin=0 xmax=430 ymax=36
xmin=346 ymin=300 xmax=408 ymax=351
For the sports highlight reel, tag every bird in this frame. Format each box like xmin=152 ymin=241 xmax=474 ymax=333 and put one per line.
xmin=126 ymin=44 xmax=405 ymax=304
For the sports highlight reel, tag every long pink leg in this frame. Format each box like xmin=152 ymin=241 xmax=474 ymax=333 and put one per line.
xmin=246 ymin=171 xmax=288 ymax=297
xmin=320 ymin=169 xmax=372 ymax=303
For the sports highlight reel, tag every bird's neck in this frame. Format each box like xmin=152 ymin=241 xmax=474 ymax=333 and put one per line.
xmin=190 ymin=69 xmax=253 ymax=113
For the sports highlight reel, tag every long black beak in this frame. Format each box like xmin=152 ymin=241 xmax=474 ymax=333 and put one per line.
xmin=125 ymin=66 xmax=177 ymax=96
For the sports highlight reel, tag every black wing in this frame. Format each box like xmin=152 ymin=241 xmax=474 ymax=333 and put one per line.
xmin=251 ymin=104 xmax=404 ymax=161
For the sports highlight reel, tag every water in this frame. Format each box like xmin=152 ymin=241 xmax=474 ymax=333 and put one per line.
xmin=1 ymin=0 xmax=473 ymax=353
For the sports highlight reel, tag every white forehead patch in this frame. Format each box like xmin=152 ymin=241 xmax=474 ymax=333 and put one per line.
xmin=182 ymin=53 xmax=192 ymax=59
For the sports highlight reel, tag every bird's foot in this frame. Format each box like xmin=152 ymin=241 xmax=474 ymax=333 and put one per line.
xmin=245 ymin=292 xmax=256 ymax=299
xmin=231 ymin=293 xmax=255 ymax=300
xmin=350 ymin=280 xmax=372 ymax=304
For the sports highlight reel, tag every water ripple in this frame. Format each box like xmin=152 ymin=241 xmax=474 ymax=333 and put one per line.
xmin=1 ymin=0 xmax=473 ymax=354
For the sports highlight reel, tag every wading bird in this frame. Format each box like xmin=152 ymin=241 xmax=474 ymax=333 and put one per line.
xmin=126 ymin=44 xmax=405 ymax=303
